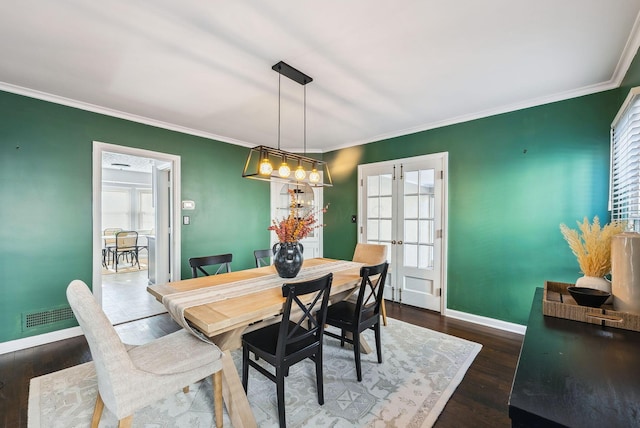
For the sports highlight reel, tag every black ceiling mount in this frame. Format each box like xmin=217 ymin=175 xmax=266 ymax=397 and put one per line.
xmin=272 ymin=61 xmax=313 ymax=85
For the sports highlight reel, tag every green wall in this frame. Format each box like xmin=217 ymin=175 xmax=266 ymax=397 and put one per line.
xmin=323 ymin=91 xmax=623 ymax=325
xmin=0 ymin=91 xmax=271 ymax=342
xmin=3 ymin=48 xmax=640 ymax=342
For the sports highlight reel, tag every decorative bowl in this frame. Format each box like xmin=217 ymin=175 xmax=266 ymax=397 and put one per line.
xmin=567 ymin=286 xmax=611 ymax=308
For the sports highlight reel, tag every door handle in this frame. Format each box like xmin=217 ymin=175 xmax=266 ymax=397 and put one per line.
xmin=391 ymin=240 xmax=397 ymax=244
xmin=398 ymin=240 xmax=403 ymax=245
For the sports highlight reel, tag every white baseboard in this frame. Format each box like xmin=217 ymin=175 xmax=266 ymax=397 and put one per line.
xmin=0 ymin=327 xmax=84 ymax=355
xmin=0 ymin=309 xmax=525 ymax=355
xmin=444 ymin=309 xmax=526 ymax=335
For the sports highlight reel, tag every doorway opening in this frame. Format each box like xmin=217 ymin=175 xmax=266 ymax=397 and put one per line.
xmin=92 ymin=142 xmax=182 ymax=324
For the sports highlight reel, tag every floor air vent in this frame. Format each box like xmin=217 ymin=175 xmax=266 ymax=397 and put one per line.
xmin=23 ymin=307 xmax=75 ymax=330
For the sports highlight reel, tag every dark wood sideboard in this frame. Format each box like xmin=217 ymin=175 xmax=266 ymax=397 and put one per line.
xmin=509 ymin=288 xmax=640 ymax=427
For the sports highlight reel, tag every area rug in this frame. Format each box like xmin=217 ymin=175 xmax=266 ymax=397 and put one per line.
xmin=28 ymin=318 xmax=481 ymax=428
xmin=102 ymin=259 xmax=148 ymax=275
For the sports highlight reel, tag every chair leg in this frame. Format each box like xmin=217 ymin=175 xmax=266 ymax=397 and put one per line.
xmin=276 ymin=368 xmax=287 ymax=428
xmin=315 ymin=349 xmax=324 ymax=405
xmin=91 ymin=393 xmax=105 ymax=428
xmin=381 ymin=299 xmax=388 ymax=327
xmin=242 ymin=345 xmax=249 ymax=392
xmin=354 ymin=330 xmax=362 ymax=382
xmin=340 ymin=329 xmax=346 ymax=347
xmin=118 ymin=416 xmax=133 ymax=428
xmin=134 ymin=249 xmax=140 ymax=269
xmin=375 ymin=322 xmax=383 ymax=363
xmin=213 ymin=371 xmax=223 ymax=428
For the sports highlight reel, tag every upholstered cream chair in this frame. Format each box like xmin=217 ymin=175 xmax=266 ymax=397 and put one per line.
xmin=352 ymin=243 xmax=389 ymax=326
xmin=66 ymin=280 xmax=224 ymax=428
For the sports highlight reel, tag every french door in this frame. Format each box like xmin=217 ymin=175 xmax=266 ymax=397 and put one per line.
xmin=358 ymin=153 xmax=447 ymax=312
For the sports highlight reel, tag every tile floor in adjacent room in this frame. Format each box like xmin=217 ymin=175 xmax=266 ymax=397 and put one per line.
xmin=101 ymin=269 xmax=167 ymax=325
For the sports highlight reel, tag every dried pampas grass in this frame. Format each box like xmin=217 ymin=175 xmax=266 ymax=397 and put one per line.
xmin=560 ymin=216 xmax=626 ymax=277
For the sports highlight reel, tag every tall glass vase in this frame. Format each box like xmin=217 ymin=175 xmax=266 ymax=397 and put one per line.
xmin=272 ymin=242 xmax=304 ymax=278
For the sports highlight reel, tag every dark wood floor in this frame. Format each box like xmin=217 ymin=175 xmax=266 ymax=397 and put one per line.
xmin=0 ymin=302 xmax=523 ymax=428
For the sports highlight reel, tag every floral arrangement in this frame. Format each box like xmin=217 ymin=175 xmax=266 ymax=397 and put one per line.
xmin=269 ymin=189 xmax=329 ymax=243
xmin=559 ymin=216 xmax=626 ymax=277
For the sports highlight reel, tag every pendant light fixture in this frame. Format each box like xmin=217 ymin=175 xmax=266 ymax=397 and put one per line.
xmin=242 ymin=61 xmax=332 ymax=187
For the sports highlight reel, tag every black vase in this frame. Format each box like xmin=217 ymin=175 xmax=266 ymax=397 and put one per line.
xmin=272 ymin=242 xmax=304 ymax=278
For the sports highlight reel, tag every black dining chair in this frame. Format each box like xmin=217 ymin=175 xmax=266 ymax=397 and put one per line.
xmin=254 ymin=248 xmax=272 ymax=268
xmin=188 ymin=253 xmax=233 ymax=278
xmin=323 ymin=262 xmax=389 ymax=381
xmin=242 ymin=273 xmax=333 ymax=428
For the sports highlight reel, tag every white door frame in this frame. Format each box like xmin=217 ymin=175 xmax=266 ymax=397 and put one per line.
xmin=92 ymin=141 xmax=182 ymax=305
xmin=357 ymin=152 xmax=448 ymax=313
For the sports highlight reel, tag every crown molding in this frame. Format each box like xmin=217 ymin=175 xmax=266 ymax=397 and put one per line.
xmin=0 ymin=81 xmax=254 ymax=148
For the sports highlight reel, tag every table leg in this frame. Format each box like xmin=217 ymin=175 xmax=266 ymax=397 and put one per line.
xmin=221 ymin=350 xmax=257 ymax=428
xmin=381 ymin=299 xmax=388 ymax=326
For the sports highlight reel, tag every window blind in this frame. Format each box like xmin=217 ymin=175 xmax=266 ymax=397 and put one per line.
xmin=611 ymin=87 xmax=640 ymax=231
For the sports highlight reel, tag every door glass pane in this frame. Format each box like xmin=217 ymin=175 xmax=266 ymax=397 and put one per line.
xmin=367 ymin=220 xmax=379 ymax=240
xmin=419 ymin=220 xmax=434 ymax=244
xmin=404 ymin=243 xmax=418 ymax=268
xmin=366 ymin=173 xmax=393 ymax=244
xmin=379 ymin=196 xmax=393 ymax=218
xmin=419 ymin=245 xmax=434 ymax=269
xmin=380 ymin=219 xmax=393 ymax=241
xmin=368 ymin=176 xmax=380 ymax=196
xmin=367 ymin=197 xmax=379 ymax=217
xmin=405 ymin=195 xmax=418 ymax=218
xmin=403 ymin=167 xmax=436 ymax=268
xmin=380 ymin=174 xmax=393 ymax=195
xmin=405 ymin=220 xmax=418 ymax=243
xmin=420 ymin=169 xmax=435 ymax=191
xmin=419 ymin=195 xmax=433 ymax=218
xmin=404 ymin=170 xmax=419 ymax=193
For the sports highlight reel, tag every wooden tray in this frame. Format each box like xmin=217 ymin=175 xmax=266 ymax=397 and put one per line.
xmin=543 ymin=281 xmax=640 ymax=332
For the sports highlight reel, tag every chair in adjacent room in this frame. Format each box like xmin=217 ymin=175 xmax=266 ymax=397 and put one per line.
xmin=102 ymin=227 xmax=122 ymax=268
xmin=189 ymin=253 xmax=233 ymax=278
xmin=352 ymin=243 xmax=389 ymax=326
xmin=254 ymin=248 xmax=272 ymax=268
xmin=66 ymin=280 xmax=224 ymax=428
xmin=110 ymin=231 xmax=140 ymax=272
xmin=323 ymin=262 xmax=389 ymax=382
xmin=241 ymin=273 xmax=333 ymax=428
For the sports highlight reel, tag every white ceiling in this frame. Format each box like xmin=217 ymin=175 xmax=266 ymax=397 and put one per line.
xmin=2 ymin=1 xmax=640 ymax=153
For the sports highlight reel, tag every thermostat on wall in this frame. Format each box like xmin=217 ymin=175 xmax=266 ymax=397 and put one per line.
xmin=182 ymin=200 xmax=195 ymax=210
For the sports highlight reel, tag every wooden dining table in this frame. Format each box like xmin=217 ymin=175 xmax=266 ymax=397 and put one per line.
xmin=147 ymin=257 xmax=364 ymax=428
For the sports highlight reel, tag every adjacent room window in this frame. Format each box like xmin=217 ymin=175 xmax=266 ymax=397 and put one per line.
xmin=611 ymin=87 xmax=640 ymax=231
xmin=102 ymin=187 xmax=131 ymax=230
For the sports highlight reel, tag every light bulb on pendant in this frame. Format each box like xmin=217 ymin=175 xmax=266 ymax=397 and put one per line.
xmin=278 ymin=157 xmax=291 ymax=178
xmin=259 ymin=155 xmax=273 ymax=175
xmin=294 ymin=161 xmax=306 ymax=181
xmin=309 ymin=163 xmax=320 ymax=183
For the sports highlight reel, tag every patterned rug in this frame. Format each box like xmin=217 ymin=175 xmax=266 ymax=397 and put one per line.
xmin=28 ymin=318 xmax=481 ymax=428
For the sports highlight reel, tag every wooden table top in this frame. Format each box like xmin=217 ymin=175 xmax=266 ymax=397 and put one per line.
xmin=148 ymin=258 xmax=362 ymax=338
